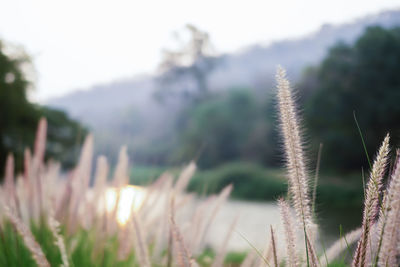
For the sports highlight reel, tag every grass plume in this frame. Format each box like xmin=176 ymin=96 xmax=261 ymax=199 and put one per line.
xmin=377 ymin=155 xmax=400 ymax=266
xmin=276 ymin=67 xmax=315 ymax=238
xmin=352 ymin=134 xmax=390 ymax=267
xmin=48 ymin=215 xmax=69 ymax=267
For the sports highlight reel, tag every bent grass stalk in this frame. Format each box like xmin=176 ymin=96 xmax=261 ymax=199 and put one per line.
xmin=4 ymin=207 xmax=50 ymax=267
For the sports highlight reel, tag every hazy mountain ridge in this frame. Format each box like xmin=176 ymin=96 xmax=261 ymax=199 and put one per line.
xmin=210 ymin=9 xmax=400 ymax=90
xmin=49 ymin=9 xmax=400 ymax=129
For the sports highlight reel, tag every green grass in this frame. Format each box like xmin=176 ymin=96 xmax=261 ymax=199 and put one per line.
xmin=0 ymin=218 xmax=138 ymax=267
xmin=327 ymin=261 xmax=349 ymax=267
xmin=224 ymin=251 xmax=247 ymax=265
xmin=130 ymin=165 xmax=171 ymax=185
xmin=0 ymin=218 xmax=248 ymax=267
xmin=0 ymin=221 xmax=37 ymax=267
xmin=195 ymin=247 xmax=246 ymax=267
xmin=188 ymin=161 xmax=287 ymax=201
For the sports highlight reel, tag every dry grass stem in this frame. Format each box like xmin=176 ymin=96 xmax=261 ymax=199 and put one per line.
xmin=278 ymin=198 xmax=299 ymax=267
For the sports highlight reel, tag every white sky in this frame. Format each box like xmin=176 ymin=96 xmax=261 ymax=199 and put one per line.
xmin=0 ymin=0 xmax=399 ymax=102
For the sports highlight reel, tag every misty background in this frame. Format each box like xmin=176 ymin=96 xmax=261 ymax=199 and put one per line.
xmin=48 ymin=9 xmax=400 ymax=170
xmin=2 ymin=3 xmax=400 ymax=231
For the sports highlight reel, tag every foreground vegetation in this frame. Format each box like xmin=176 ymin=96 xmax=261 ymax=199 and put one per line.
xmin=1 ymin=67 xmax=399 ymax=266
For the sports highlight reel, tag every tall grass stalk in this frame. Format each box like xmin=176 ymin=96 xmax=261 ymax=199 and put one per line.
xmin=278 ymin=198 xmax=299 ymax=267
xmin=270 ymin=225 xmax=278 ymax=267
xmin=352 ymin=134 xmax=390 ymax=267
xmin=276 ymin=67 xmax=318 ymax=264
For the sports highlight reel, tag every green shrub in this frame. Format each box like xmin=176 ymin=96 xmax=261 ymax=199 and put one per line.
xmin=188 ymin=161 xmax=287 ymax=201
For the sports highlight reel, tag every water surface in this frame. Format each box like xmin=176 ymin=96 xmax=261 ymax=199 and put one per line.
xmin=204 ymin=200 xmax=361 ymax=251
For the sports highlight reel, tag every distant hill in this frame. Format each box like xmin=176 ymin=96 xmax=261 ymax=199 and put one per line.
xmin=48 ymin=9 xmax=400 ymax=161
xmin=49 ymin=9 xmax=400 ymax=122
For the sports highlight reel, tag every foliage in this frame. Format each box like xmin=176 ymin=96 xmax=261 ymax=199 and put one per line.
xmin=130 ymin=165 xmax=170 ymax=185
xmin=0 ymin=221 xmax=38 ymax=267
xmin=174 ymin=25 xmax=400 ymax=174
xmin=188 ymin=162 xmax=287 ymax=201
xmin=0 ymin=219 xmax=137 ymax=267
xmin=315 ymin=177 xmax=363 ymax=208
xmin=0 ymin=222 xmax=246 ymax=267
xmin=39 ymin=107 xmax=86 ymax=169
xmin=301 ymin=26 xmax=400 ymax=170
xmin=0 ymin=41 xmax=37 ymax=173
xmin=174 ymin=89 xmax=278 ymax=168
xmin=224 ymin=251 xmax=247 ymax=265
xmin=0 ymin=40 xmax=86 ymax=174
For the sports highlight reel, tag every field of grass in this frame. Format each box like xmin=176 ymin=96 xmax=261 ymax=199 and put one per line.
xmin=1 ymin=68 xmax=399 ymax=267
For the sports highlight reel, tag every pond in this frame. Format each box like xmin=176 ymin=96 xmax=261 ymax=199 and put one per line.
xmin=203 ymin=200 xmax=361 ymax=252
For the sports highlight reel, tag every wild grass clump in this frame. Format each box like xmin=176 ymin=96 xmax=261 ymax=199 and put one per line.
xmin=0 ymin=118 xmax=234 ymax=266
xmin=274 ymin=67 xmax=400 ymax=267
xmin=1 ymin=67 xmax=400 ymax=266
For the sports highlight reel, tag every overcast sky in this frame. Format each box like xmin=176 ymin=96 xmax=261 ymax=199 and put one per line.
xmin=1 ymin=0 xmax=399 ymax=102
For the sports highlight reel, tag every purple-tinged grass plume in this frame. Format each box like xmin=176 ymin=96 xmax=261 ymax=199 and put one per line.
xmin=352 ymin=134 xmax=390 ymax=267
xmin=377 ymin=155 xmax=400 ymax=266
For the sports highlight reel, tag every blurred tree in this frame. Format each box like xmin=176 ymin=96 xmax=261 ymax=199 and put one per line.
xmin=40 ymin=107 xmax=86 ymax=169
xmin=0 ymin=41 xmax=86 ymax=175
xmin=301 ymin=26 xmax=400 ymax=170
xmin=173 ymin=89 xmax=278 ymax=168
xmin=155 ymin=24 xmax=219 ymax=102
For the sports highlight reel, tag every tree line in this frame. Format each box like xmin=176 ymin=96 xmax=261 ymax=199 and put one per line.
xmin=0 ymin=41 xmax=86 ymax=175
